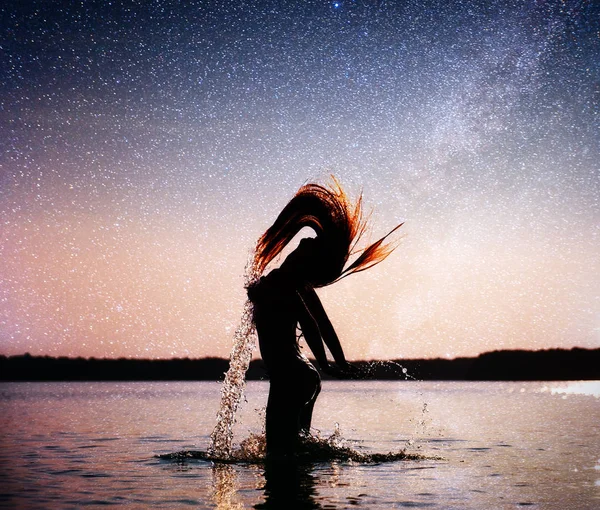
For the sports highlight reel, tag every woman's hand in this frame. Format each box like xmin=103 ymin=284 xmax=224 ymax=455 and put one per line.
xmin=322 ymin=361 xmax=362 ymax=379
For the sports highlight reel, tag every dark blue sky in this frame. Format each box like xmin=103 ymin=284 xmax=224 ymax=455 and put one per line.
xmin=1 ymin=0 xmax=598 ymax=359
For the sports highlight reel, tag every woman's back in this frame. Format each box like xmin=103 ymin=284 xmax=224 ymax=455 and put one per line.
xmin=248 ymin=269 xmax=303 ymax=370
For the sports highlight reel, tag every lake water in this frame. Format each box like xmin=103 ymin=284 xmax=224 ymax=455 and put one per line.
xmin=1 ymin=380 xmax=599 ymax=509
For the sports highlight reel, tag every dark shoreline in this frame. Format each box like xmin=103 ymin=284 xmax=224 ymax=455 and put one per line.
xmin=1 ymin=348 xmax=599 ymax=382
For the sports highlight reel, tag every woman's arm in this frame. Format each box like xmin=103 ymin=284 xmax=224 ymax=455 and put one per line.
xmin=297 ymin=286 xmax=347 ymax=367
xmin=296 ymin=298 xmax=330 ymax=370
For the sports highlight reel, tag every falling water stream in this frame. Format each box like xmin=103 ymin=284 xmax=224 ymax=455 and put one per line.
xmin=208 ymin=298 xmax=257 ymax=458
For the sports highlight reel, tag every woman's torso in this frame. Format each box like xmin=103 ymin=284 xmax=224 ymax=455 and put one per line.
xmin=247 ymin=269 xmax=305 ymax=370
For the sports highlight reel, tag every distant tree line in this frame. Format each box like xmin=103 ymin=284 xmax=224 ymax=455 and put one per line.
xmin=0 ymin=348 xmax=598 ymax=382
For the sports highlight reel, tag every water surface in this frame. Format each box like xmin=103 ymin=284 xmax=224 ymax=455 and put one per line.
xmin=1 ymin=380 xmax=599 ymax=508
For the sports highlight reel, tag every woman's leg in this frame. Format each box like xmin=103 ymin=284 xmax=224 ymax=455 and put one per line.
xmin=265 ymin=361 xmax=321 ymax=457
xmin=265 ymin=376 xmax=299 ymax=458
xmin=299 ymin=367 xmax=321 ymax=434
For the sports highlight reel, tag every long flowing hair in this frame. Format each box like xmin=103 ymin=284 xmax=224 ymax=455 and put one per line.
xmin=252 ymin=178 xmax=402 ymax=287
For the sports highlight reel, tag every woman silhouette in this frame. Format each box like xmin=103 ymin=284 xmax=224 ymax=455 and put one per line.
xmin=248 ymin=180 xmax=401 ymax=460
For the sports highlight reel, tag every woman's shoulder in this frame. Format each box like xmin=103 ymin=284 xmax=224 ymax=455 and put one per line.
xmin=247 ymin=270 xmax=286 ymax=300
xmin=248 ymin=269 xmax=309 ymax=304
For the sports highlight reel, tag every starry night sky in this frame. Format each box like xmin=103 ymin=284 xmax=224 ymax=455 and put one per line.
xmin=1 ymin=0 xmax=598 ymax=360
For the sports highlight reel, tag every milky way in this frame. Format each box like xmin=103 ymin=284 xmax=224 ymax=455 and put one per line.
xmin=1 ymin=0 xmax=598 ymax=359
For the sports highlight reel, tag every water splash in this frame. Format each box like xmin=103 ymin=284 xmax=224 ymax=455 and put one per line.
xmin=163 ymin=427 xmax=438 ymax=464
xmin=209 ymin=256 xmax=260 ymax=458
xmin=360 ymin=360 xmax=417 ymax=380
xmin=208 ymin=298 xmax=257 ymax=458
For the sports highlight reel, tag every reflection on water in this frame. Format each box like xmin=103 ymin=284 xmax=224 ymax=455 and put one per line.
xmin=1 ymin=381 xmax=599 ymax=509
xmin=209 ymin=458 xmax=342 ymax=510
xmin=211 ymin=464 xmax=245 ymax=509
xmin=258 ymin=460 xmax=320 ymax=509
xmin=545 ymin=381 xmax=600 ymax=398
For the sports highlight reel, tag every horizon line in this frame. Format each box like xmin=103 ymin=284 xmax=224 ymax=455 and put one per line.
xmin=1 ymin=346 xmax=597 ymax=362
